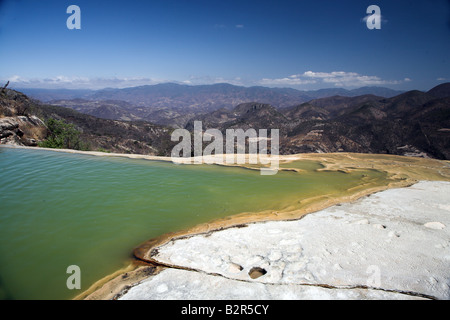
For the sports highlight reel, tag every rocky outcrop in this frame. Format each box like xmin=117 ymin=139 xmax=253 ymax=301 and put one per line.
xmin=0 ymin=116 xmax=46 ymax=146
xmin=1 ymin=88 xmax=48 ymax=146
xmin=0 ymin=117 xmax=19 ymax=137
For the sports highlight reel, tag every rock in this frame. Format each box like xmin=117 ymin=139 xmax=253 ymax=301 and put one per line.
xmin=424 ymin=222 xmax=446 ymax=230
xmin=228 ymin=263 xmax=243 ymax=274
xmin=0 ymin=116 xmax=46 ymax=146
xmin=0 ymin=117 xmax=19 ymax=131
xmin=248 ymin=267 xmax=267 ymax=279
xmin=0 ymin=130 xmax=14 ymax=139
xmin=353 ymin=219 xmax=370 ymax=225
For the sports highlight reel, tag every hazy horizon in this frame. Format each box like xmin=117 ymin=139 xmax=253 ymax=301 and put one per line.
xmin=8 ymin=81 xmax=429 ymax=93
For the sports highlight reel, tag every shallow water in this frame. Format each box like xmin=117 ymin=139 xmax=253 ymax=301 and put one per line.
xmin=0 ymin=147 xmax=388 ymax=299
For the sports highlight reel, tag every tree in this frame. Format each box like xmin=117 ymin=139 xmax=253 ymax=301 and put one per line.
xmin=1 ymin=81 xmax=9 ymax=96
xmin=39 ymin=118 xmax=89 ymax=150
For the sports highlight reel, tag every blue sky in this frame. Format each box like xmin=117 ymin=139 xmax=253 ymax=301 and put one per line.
xmin=0 ymin=0 xmax=449 ymax=90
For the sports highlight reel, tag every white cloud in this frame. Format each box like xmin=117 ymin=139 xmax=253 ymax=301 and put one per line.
xmin=3 ymin=74 xmax=249 ymax=89
xmin=235 ymin=24 xmax=244 ymax=28
xmin=4 ymin=75 xmax=167 ymax=89
xmin=437 ymin=77 xmax=446 ymax=81
xmin=183 ymin=75 xmax=245 ymax=86
xmin=302 ymin=71 xmax=349 ymax=78
xmin=259 ymin=71 xmax=407 ymax=88
xmin=3 ymin=71 xmax=411 ymax=90
xmin=259 ymin=75 xmax=316 ymax=86
xmin=7 ymin=75 xmax=23 ymax=83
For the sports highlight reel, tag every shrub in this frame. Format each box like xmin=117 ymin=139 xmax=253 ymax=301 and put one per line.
xmin=39 ymin=118 xmax=89 ymax=151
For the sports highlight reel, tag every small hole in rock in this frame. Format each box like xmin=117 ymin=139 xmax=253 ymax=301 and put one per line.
xmin=248 ymin=267 xmax=267 ymax=279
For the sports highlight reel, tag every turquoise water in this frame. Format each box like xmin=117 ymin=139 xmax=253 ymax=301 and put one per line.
xmin=0 ymin=147 xmax=387 ymax=300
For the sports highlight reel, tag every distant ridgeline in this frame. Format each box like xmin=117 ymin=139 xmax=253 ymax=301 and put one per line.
xmin=1 ymin=82 xmax=450 ymax=160
xmin=0 ymin=88 xmax=175 ymax=155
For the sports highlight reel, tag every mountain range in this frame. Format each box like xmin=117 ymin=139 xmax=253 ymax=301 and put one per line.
xmin=2 ymin=83 xmax=449 ymax=160
xmin=184 ymin=83 xmax=450 ymax=159
xmin=20 ymin=83 xmax=405 ymax=128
